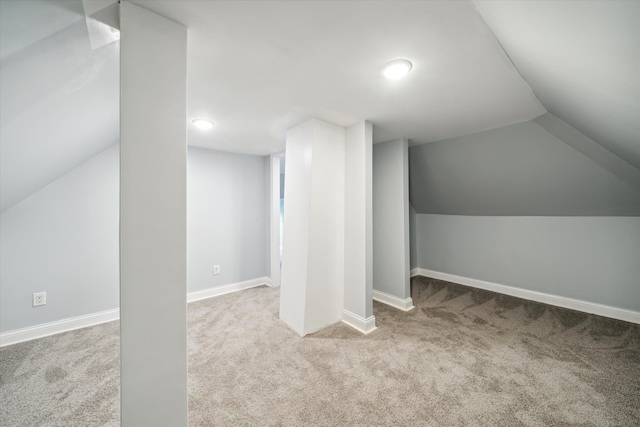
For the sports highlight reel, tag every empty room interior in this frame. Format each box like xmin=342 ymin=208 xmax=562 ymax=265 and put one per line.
xmin=1 ymin=0 xmax=639 ymax=426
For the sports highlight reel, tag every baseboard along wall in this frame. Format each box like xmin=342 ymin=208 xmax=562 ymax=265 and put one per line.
xmin=6 ymin=268 xmax=635 ymax=347
xmin=187 ymin=277 xmax=273 ymax=303
xmin=0 ymin=277 xmax=272 ymax=347
xmin=341 ymin=309 xmax=377 ymax=334
xmin=411 ymin=268 xmax=640 ymax=324
xmin=0 ymin=308 xmax=120 ymax=348
xmin=372 ymin=290 xmax=414 ymax=311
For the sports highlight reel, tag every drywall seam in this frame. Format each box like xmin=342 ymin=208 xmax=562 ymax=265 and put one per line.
xmin=412 ymin=268 xmax=640 ymax=324
xmin=0 ymin=277 xmax=272 ymax=347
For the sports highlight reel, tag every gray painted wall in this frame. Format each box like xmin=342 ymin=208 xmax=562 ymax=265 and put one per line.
xmin=280 ymin=173 xmax=285 ymax=198
xmin=415 ymin=214 xmax=640 ymax=312
xmin=373 ymin=139 xmax=410 ymax=299
xmin=534 ymin=114 xmax=640 ymax=193
xmin=0 ymin=146 xmax=267 ymax=333
xmin=187 ymin=147 xmax=267 ymax=292
xmin=0 ymin=144 xmax=119 ymax=334
xmin=409 ymin=204 xmax=417 ymax=270
xmin=409 ymin=120 xmax=640 ymax=216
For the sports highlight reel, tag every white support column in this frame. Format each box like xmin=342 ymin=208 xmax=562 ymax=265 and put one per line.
xmin=269 ymin=155 xmax=281 ymax=287
xmin=343 ymin=121 xmax=376 ymax=334
xmin=120 ymin=2 xmax=188 ymax=426
xmin=373 ymin=139 xmax=414 ymax=311
xmin=280 ymin=119 xmax=345 ymax=336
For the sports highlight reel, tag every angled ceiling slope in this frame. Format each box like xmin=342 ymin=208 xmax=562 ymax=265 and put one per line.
xmin=1 ymin=0 xmax=545 ymax=212
xmin=0 ymin=0 xmax=119 ymax=212
xmin=473 ymin=0 xmax=640 ymax=170
xmin=409 ymin=116 xmax=640 ymax=216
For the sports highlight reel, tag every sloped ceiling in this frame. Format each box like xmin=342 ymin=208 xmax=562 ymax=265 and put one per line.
xmin=0 ymin=0 xmax=119 ymax=211
xmin=1 ymin=0 xmax=545 ymax=211
xmin=473 ymin=0 xmax=640 ymax=170
xmin=3 ymin=0 xmax=637 ymax=215
xmin=0 ymin=0 xmax=82 ymax=61
xmin=409 ymin=119 xmax=640 ymax=216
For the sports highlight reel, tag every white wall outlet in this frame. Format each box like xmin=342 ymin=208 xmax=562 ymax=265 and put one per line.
xmin=213 ymin=265 xmax=220 ymax=275
xmin=33 ymin=292 xmax=46 ymax=307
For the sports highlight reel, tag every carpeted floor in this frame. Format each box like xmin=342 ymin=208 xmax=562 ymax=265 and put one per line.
xmin=1 ymin=276 xmax=639 ymax=426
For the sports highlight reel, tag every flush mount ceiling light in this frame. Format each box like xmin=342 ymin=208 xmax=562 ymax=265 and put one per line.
xmin=191 ymin=118 xmax=216 ymax=130
xmin=382 ymin=59 xmax=413 ymax=80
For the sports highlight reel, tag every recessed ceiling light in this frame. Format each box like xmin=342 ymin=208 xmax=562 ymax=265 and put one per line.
xmin=382 ymin=59 xmax=413 ymax=80
xmin=191 ymin=118 xmax=216 ymax=130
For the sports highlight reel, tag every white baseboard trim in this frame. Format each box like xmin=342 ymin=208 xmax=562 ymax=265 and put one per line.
xmin=412 ymin=268 xmax=640 ymax=324
xmin=342 ymin=310 xmax=377 ymax=334
xmin=1 ymin=276 xmax=272 ymax=347
xmin=0 ymin=308 xmax=120 ymax=348
xmin=187 ymin=276 xmax=271 ymax=303
xmin=372 ymin=290 xmax=414 ymax=311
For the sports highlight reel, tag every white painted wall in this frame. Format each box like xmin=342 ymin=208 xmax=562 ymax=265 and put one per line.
xmin=0 ymin=145 xmax=119 ymax=333
xmin=280 ymin=119 xmax=345 ymax=336
xmin=305 ymin=121 xmax=345 ymax=333
xmin=415 ymin=214 xmax=640 ymax=313
xmin=344 ymin=121 xmax=374 ymax=322
xmin=373 ymin=139 xmax=411 ymax=300
xmin=279 ymin=122 xmax=312 ymax=336
xmin=0 ymin=145 xmax=268 ymax=336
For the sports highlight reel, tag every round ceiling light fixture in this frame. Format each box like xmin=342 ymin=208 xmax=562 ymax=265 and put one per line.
xmin=191 ymin=118 xmax=216 ymax=130
xmin=382 ymin=59 xmax=413 ymax=80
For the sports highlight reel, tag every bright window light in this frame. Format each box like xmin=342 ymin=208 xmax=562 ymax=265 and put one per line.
xmin=382 ymin=59 xmax=413 ymax=80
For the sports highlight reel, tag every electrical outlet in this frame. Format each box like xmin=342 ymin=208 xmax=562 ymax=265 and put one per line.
xmin=33 ymin=292 xmax=46 ymax=307
xmin=213 ymin=265 xmax=220 ymax=275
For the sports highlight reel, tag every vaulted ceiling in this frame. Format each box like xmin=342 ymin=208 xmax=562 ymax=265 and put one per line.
xmin=1 ymin=0 xmax=638 ymax=213
xmin=473 ymin=0 xmax=640 ymax=170
xmin=0 ymin=0 xmax=118 ymax=211
xmin=409 ymin=117 xmax=640 ymax=216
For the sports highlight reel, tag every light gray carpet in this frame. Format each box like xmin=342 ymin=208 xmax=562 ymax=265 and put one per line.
xmin=1 ymin=276 xmax=639 ymax=426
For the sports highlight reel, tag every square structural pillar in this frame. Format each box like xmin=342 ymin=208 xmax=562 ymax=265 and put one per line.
xmin=280 ymin=119 xmax=346 ymax=336
xmin=372 ymin=139 xmax=414 ymax=311
xmin=120 ymin=2 xmax=188 ymax=426
xmin=343 ymin=121 xmax=376 ymax=333
xmin=280 ymin=119 xmax=375 ymax=336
